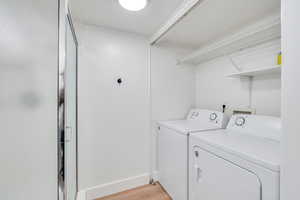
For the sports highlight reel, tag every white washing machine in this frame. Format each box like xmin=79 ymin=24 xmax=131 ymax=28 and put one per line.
xmin=157 ymin=109 xmax=229 ymax=200
xmin=189 ymin=114 xmax=281 ymax=200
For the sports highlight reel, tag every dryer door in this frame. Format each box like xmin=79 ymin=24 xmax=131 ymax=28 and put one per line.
xmin=190 ymin=146 xmax=261 ymax=200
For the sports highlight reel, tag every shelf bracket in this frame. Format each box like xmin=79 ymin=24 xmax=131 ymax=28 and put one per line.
xmin=226 ymin=54 xmax=242 ymax=72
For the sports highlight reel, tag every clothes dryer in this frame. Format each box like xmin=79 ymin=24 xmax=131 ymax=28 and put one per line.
xmin=189 ymin=114 xmax=281 ymax=200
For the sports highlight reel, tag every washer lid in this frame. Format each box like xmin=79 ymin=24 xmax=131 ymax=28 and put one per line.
xmin=191 ymin=130 xmax=280 ymax=172
xmin=158 ymin=120 xmax=223 ymax=135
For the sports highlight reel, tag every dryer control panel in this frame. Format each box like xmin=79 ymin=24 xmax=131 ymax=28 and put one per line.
xmin=227 ymin=114 xmax=282 ymax=141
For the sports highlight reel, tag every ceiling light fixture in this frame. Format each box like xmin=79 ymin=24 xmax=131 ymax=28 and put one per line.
xmin=118 ymin=0 xmax=148 ymax=11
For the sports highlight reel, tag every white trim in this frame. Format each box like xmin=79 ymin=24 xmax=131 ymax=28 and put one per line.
xmin=179 ymin=14 xmax=281 ymax=65
xmin=149 ymin=0 xmax=205 ymax=45
xmin=152 ymin=170 xmax=160 ymax=182
xmin=148 ymin=45 xmax=154 ymax=182
xmin=76 ymin=191 xmax=86 ymax=200
xmin=78 ymin=174 xmax=150 ymax=200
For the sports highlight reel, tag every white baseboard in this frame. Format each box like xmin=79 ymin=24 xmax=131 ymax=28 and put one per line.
xmin=76 ymin=190 xmax=86 ymax=200
xmin=151 ymin=170 xmax=159 ymax=182
xmin=78 ymin=173 xmax=151 ymax=200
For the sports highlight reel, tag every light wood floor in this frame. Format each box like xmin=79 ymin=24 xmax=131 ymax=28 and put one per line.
xmin=95 ymin=183 xmax=172 ymax=200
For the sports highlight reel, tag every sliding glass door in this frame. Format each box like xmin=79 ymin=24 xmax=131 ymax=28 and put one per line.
xmin=64 ymin=13 xmax=78 ymax=200
xmin=58 ymin=8 xmax=78 ymax=200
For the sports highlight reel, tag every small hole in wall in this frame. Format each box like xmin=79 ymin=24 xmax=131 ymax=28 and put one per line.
xmin=117 ymin=78 xmax=122 ymax=85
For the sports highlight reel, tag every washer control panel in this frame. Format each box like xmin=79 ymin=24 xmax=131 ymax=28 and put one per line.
xmin=186 ymin=109 xmax=228 ymax=127
xmin=210 ymin=113 xmax=218 ymax=121
xmin=188 ymin=111 xmax=200 ymax=120
xmin=187 ymin=109 xmax=221 ymax=121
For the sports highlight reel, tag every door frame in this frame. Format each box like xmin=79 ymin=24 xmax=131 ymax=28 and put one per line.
xmin=58 ymin=2 xmax=78 ymax=199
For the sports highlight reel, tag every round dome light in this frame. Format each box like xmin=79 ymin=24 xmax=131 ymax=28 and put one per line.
xmin=118 ymin=0 xmax=148 ymax=11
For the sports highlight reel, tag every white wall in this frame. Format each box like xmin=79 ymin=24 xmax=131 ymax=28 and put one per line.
xmin=151 ymin=46 xmax=195 ymax=121
xmin=0 ymin=1 xmax=58 ymax=199
xmin=151 ymin=45 xmax=196 ymax=172
xmin=281 ymin=0 xmax=300 ymax=199
xmin=75 ymin=22 xmax=196 ymax=194
xmin=75 ymin=23 xmax=150 ymax=190
xmin=195 ymin=40 xmax=281 ymax=116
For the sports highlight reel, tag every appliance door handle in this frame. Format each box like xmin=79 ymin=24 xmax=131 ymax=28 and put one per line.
xmin=194 ymin=164 xmax=202 ymax=183
xmin=65 ymin=126 xmax=72 ymax=143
